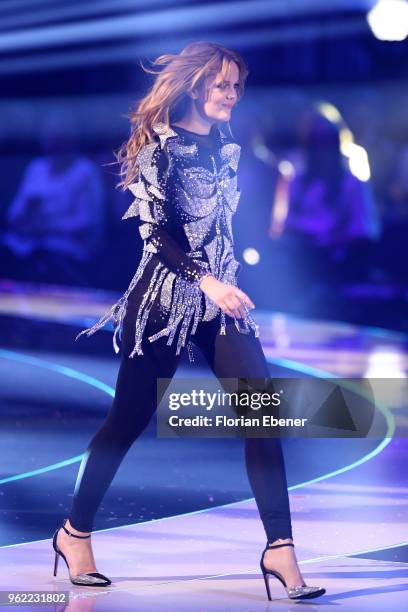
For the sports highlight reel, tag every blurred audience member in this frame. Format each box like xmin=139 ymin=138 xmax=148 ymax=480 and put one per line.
xmin=388 ymin=144 xmax=408 ymax=224
xmin=0 ymin=111 xmax=104 ymax=285
xmin=381 ymin=143 xmax=408 ymax=284
xmin=269 ymin=109 xmax=380 ymax=312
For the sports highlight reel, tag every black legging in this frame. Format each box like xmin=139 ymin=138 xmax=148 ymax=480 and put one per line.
xmin=69 ymin=288 xmax=293 ymax=543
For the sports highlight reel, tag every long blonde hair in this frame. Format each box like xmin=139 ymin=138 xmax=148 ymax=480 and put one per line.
xmin=115 ymin=41 xmax=248 ymax=190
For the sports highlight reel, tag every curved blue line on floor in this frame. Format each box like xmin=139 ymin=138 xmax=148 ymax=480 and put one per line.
xmin=0 ymin=349 xmax=394 ymax=499
xmin=265 ymin=356 xmax=332 ymax=378
xmin=0 ymin=348 xmax=114 ymax=485
xmin=294 ymin=539 xmax=408 ymax=566
xmin=0 ymin=348 xmax=115 ymax=397
xmin=265 ymin=356 xmax=394 ymax=489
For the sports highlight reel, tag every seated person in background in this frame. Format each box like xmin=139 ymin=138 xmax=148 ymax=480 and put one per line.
xmin=271 ymin=109 xmax=380 ymax=296
xmin=0 ymin=111 xmax=104 ymax=286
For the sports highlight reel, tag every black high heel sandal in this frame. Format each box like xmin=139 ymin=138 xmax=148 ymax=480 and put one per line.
xmin=52 ymin=518 xmax=111 ymax=587
xmin=260 ymin=541 xmax=326 ymax=600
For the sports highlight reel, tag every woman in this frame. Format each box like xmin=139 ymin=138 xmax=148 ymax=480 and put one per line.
xmin=52 ymin=42 xmax=325 ymax=601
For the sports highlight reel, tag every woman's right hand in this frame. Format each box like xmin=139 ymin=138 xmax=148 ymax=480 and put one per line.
xmin=199 ymin=274 xmax=255 ymax=319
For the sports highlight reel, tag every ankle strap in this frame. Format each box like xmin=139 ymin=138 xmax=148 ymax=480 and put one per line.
xmin=267 ymin=542 xmax=294 ymax=549
xmin=62 ymin=519 xmax=91 ymax=539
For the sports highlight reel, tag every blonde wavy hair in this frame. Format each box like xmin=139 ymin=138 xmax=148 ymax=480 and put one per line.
xmin=114 ymin=41 xmax=249 ymax=190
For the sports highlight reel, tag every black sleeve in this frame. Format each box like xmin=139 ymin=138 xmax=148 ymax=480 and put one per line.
xmin=147 ymin=224 xmax=209 ymax=283
xmin=123 ymin=141 xmax=209 ymax=284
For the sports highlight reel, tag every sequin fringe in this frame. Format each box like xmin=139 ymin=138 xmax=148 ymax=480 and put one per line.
xmin=75 ymin=249 xmax=259 ymax=361
xmin=74 ymin=250 xmax=154 ymax=353
xmin=128 ymin=261 xmax=169 ymax=358
xmin=146 ymin=275 xmax=203 ymax=360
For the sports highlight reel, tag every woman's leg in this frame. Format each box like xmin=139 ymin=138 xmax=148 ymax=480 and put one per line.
xmin=68 ymin=355 xmax=177 ymax=533
xmin=192 ymin=317 xmax=293 ymax=543
xmin=193 ymin=317 xmax=310 ymax=587
xmin=68 ymin=303 xmax=183 ymax=533
xmin=58 ymin=291 xmax=184 ymax=577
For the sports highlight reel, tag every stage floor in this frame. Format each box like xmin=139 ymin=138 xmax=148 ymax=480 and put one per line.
xmin=0 ymin=281 xmax=406 ymax=610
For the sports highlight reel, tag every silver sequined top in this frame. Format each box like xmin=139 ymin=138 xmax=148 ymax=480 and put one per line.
xmin=75 ymin=122 xmax=259 ymax=361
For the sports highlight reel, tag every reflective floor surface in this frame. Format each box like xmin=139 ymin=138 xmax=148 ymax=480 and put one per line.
xmin=0 ymin=281 xmax=406 ymax=610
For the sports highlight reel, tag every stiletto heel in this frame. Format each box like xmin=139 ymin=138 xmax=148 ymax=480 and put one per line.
xmin=261 ymin=567 xmax=272 ymax=601
xmin=260 ymin=541 xmax=326 ymax=600
xmin=53 ymin=551 xmax=59 ymax=577
xmin=52 ymin=518 xmax=111 ymax=587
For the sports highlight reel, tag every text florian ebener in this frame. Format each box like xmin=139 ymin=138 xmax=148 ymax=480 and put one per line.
xmin=166 ymin=389 xmax=308 ymax=429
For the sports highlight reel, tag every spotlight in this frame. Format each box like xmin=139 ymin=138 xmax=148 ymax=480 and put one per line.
xmin=278 ymin=160 xmax=295 ymax=178
xmin=243 ymin=248 xmax=260 ymax=265
xmin=341 ymin=140 xmax=371 ymax=181
xmin=367 ymin=0 xmax=408 ymax=41
xmin=315 ymin=102 xmax=372 ymax=182
xmin=317 ymin=102 xmax=342 ymax=124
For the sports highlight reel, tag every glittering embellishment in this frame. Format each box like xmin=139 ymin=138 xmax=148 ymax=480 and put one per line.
xmin=220 ymin=311 xmax=226 ymax=335
xmin=144 ymin=242 xmax=158 ymax=254
xmin=160 ymin=270 xmax=175 ymax=311
xmin=187 ymin=340 xmax=195 ymax=362
xmin=202 ymin=238 xmax=220 ymax=322
xmin=177 ymin=165 xmax=216 ymax=199
xmin=77 ymin=125 xmax=259 ymax=360
xmin=167 ymin=140 xmax=198 ymax=159
xmin=129 ymin=262 xmax=168 ymax=358
xmin=152 ymin=122 xmax=179 ymax=149
xmin=220 ymin=142 xmax=241 ymax=172
xmin=74 ymin=250 xmax=154 ymax=353
xmin=129 ymin=179 xmax=151 ymax=200
xmin=147 ymin=275 xmax=203 ymax=359
xmin=147 ymin=183 xmax=165 ymax=201
xmin=184 ymin=214 xmax=216 ymax=251
xmin=221 ymin=177 xmax=241 ymax=213
xmin=286 ymin=584 xmax=326 ymax=599
xmin=139 ymin=222 xmax=154 ymax=240
xmin=121 ymin=199 xmax=139 ymax=220
xmin=177 ymin=181 xmax=218 ymax=217
xmin=137 ymin=199 xmax=156 ymax=224
xmin=69 ymin=573 xmax=110 ymax=586
xmin=203 ymin=235 xmax=219 ymax=278
xmin=136 ymin=143 xmax=161 ymax=189
xmin=224 ymin=209 xmax=234 ymax=243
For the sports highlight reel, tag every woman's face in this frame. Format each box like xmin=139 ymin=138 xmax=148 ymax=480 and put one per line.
xmin=194 ymin=60 xmax=240 ymax=123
